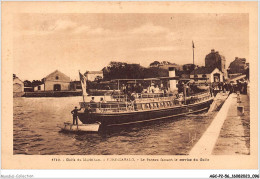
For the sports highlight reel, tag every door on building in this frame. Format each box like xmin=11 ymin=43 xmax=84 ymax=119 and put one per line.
xmin=54 ymin=84 xmax=61 ymax=91
xmin=213 ymin=73 xmax=220 ymax=82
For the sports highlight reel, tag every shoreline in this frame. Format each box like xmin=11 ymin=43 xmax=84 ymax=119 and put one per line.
xmin=22 ymin=91 xmax=82 ymax=98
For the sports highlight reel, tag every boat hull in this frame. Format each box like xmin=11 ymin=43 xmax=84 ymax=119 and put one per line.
xmin=78 ymin=98 xmax=213 ymax=127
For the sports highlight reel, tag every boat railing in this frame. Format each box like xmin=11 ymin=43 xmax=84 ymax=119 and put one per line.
xmin=111 ymin=92 xmax=174 ymax=101
xmin=80 ymin=101 xmax=135 ymax=113
xmin=79 ymin=91 xmax=212 ymax=113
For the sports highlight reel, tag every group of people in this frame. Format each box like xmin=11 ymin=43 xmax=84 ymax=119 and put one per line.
xmin=121 ymin=83 xmax=168 ymax=95
xmin=121 ymin=83 xmax=143 ymax=94
xmin=210 ymin=80 xmax=248 ymax=96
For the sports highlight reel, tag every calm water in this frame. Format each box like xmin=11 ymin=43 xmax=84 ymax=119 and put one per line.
xmin=13 ymin=97 xmax=216 ymax=155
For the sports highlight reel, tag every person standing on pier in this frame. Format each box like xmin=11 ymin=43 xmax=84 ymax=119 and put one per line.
xmin=71 ymin=106 xmax=81 ymax=125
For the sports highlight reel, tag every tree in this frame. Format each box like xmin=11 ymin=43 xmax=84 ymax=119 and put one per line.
xmin=31 ymin=80 xmax=42 ymax=87
xmin=149 ymin=61 xmax=160 ymax=67
xmin=102 ymin=61 xmax=145 ymax=80
xmin=24 ymin=80 xmax=32 ymax=87
xmin=183 ymin=64 xmax=196 ymax=73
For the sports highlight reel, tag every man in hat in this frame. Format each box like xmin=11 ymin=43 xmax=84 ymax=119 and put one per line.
xmin=71 ymin=106 xmax=82 ymax=125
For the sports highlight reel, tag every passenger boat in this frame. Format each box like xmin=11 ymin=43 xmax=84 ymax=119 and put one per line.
xmin=78 ymin=92 xmax=213 ymax=128
xmin=74 ymin=68 xmax=214 ymax=131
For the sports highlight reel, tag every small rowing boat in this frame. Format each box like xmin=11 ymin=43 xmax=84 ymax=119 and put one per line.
xmin=61 ymin=122 xmax=101 ymax=132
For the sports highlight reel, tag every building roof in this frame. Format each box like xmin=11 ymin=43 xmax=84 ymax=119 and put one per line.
xmin=190 ymin=67 xmax=219 ymax=75
xmin=85 ymin=71 xmax=103 ymax=74
xmin=227 ymin=74 xmax=246 ymax=82
xmin=43 ymin=70 xmax=70 ymax=81
xmin=13 ymin=77 xmax=23 ymax=84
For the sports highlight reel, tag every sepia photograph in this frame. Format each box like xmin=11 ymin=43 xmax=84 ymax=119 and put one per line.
xmin=1 ymin=1 xmax=258 ymax=171
xmin=12 ymin=12 xmax=251 ymax=156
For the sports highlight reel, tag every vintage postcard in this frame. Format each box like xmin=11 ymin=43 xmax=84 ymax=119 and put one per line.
xmin=1 ymin=1 xmax=258 ymax=170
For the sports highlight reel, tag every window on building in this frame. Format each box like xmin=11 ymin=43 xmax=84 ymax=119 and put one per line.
xmin=202 ymin=74 xmax=206 ymax=78
xmin=38 ymin=86 xmax=41 ymax=90
xmin=56 ymin=76 xmax=59 ymax=80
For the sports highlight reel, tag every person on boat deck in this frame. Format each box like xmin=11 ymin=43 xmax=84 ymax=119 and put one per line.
xmin=90 ymin=97 xmax=95 ymax=103
xmin=136 ymin=83 xmax=143 ymax=94
xmin=186 ymin=84 xmax=191 ymax=96
xmin=130 ymin=93 xmax=136 ymax=101
xmin=133 ymin=84 xmax=138 ymax=93
xmin=149 ymin=83 xmax=155 ymax=93
xmin=121 ymin=84 xmax=127 ymax=94
xmin=126 ymin=84 xmax=131 ymax=93
xmin=100 ymin=97 xmax=106 ymax=103
xmin=160 ymin=83 xmax=164 ymax=90
xmin=154 ymin=85 xmax=160 ymax=93
xmin=71 ymin=106 xmax=81 ymax=125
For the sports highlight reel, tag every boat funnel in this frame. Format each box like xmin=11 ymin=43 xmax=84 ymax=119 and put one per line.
xmin=169 ymin=67 xmax=177 ymax=91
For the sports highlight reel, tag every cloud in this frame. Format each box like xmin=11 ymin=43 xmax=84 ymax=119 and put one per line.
xmin=74 ymin=25 xmax=110 ymax=35
xmin=139 ymin=46 xmax=179 ymax=51
xmin=15 ymin=19 xmax=111 ymax=37
xmin=51 ymin=19 xmax=77 ymax=31
xmin=130 ymin=23 xmax=169 ymax=35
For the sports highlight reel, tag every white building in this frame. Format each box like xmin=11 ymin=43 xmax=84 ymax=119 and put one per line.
xmin=42 ymin=70 xmax=70 ymax=91
xmin=85 ymin=71 xmax=103 ymax=81
xmin=13 ymin=77 xmax=24 ymax=93
xmin=190 ymin=67 xmax=224 ymax=83
xmin=33 ymin=84 xmax=45 ymax=91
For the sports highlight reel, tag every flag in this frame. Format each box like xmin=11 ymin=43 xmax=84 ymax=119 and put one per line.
xmin=79 ymin=72 xmax=88 ymax=98
xmin=192 ymin=41 xmax=195 ymax=48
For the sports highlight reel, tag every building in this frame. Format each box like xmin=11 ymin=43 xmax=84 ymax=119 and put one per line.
xmin=190 ymin=67 xmax=224 ymax=83
xmin=84 ymin=71 xmax=103 ymax=81
xmin=70 ymin=81 xmax=82 ymax=91
xmin=13 ymin=76 xmax=24 ymax=93
xmin=228 ymin=57 xmax=248 ymax=74
xmin=205 ymin=49 xmax=227 ymax=79
xmin=33 ymin=84 xmax=45 ymax=92
xmin=42 ymin=70 xmax=70 ymax=91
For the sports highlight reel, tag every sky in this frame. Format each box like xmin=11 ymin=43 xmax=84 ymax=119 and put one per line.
xmin=13 ymin=13 xmax=249 ymax=81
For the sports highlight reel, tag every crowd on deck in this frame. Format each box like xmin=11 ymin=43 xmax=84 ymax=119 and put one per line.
xmin=87 ymin=78 xmax=249 ymax=104
xmin=120 ymin=83 xmax=170 ymax=100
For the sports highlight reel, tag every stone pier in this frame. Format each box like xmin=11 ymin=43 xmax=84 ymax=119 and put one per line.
xmin=189 ymin=92 xmax=250 ymax=155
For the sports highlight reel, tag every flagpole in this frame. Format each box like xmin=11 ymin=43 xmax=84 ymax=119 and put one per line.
xmin=192 ymin=41 xmax=195 ymax=78
xmin=192 ymin=41 xmax=195 ymax=68
xmin=79 ymin=70 xmax=86 ymax=104
xmin=193 ymin=45 xmax=194 ymax=67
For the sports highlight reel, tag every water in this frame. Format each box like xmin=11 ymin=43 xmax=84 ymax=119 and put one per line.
xmin=13 ymin=97 xmax=216 ymax=155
